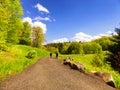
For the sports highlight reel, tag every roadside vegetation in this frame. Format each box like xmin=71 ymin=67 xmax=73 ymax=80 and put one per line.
xmin=0 ymin=0 xmax=48 ymax=81
xmin=45 ymin=29 xmax=120 ymax=88
xmin=0 ymin=45 xmax=49 ymax=81
xmin=59 ymin=53 xmax=120 ymax=88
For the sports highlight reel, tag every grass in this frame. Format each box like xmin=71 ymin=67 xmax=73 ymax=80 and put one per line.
xmin=0 ymin=45 xmax=49 ymax=81
xmin=59 ymin=53 xmax=120 ymax=88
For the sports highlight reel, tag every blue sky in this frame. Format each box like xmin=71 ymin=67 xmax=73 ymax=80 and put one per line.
xmin=20 ymin=0 xmax=120 ymax=43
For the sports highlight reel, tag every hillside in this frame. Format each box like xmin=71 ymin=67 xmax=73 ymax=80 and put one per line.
xmin=59 ymin=54 xmax=120 ymax=88
xmin=0 ymin=45 xmax=49 ymax=81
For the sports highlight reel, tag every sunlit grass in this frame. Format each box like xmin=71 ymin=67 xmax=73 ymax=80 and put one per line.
xmin=59 ymin=54 xmax=120 ymax=88
xmin=0 ymin=45 xmax=49 ymax=81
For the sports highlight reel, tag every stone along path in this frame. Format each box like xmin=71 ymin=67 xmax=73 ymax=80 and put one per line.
xmin=0 ymin=57 xmax=116 ymax=90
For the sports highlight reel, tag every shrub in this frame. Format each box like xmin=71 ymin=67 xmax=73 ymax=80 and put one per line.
xmin=26 ymin=50 xmax=37 ymax=59
xmin=91 ymin=54 xmax=104 ymax=67
xmin=67 ymin=42 xmax=84 ymax=54
xmin=83 ymin=42 xmax=102 ymax=54
xmin=0 ymin=44 xmax=8 ymax=51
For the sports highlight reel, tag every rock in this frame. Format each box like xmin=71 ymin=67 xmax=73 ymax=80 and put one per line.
xmin=106 ymin=81 xmax=115 ymax=88
xmin=63 ymin=59 xmax=72 ymax=66
xmin=63 ymin=58 xmax=86 ymax=73
xmin=88 ymin=71 xmax=115 ymax=88
xmin=71 ymin=62 xmax=86 ymax=73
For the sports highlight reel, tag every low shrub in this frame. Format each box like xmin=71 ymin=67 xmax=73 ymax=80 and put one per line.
xmin=0 ymin=44 xmax=8 ymax=51
xmin=26 ymin=50 xmax=37 ymax=59
xmin=91 ymin=54 xmax=105 ymax=67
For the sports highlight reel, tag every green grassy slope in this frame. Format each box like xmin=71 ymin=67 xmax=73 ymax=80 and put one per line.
xmin=0 ymin=45 xmax=49 ymax=81
xmin=59 ymin=54 xmax=120 ymax=88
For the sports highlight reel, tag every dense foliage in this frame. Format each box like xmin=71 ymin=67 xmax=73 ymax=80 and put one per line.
xmin=93 ymin=36 xmax=112 ymax=51
xmin=45 ymin=41 xmax=102 ymax=54
xmin=0 ymin=0 xmax=45 ymax=47
xmin=107 ymin=28 xmax=120 ymax=72
xmin=19 ymin=22 xmax=31 ymax=45
xmin=31 ymin=27 xmax=45 ymax=48
xmin=83 ymin=42 xmax=102 ymax=54
xmin=67 ymin=42 xmax=84 ymax=54
xmin=0 ymin=0 xmax=23 ymax=44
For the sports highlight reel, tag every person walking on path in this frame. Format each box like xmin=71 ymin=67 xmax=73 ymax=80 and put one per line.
xmin=56 ymin=52 xmax=58 ymax=59
xmin=50 ymin=52 xmax=52 ymax=58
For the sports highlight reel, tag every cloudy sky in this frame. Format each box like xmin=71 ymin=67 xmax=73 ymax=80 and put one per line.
xmin=21 ymin=0 xmax=120 ymax=43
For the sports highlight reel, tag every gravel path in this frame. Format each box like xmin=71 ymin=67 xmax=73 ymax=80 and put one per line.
xmin=0 ymin=57 xmax=116 ymax=90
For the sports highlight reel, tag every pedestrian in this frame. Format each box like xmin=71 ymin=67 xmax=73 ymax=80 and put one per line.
xmin=56 ymin=52 xmax=58 ymax=59
xmin=50 ymin=52 xmax=52 ymax=58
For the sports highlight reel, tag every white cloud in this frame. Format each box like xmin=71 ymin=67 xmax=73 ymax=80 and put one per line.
xmin=72 ymin=31 xmax=115 ymax=42
xmin=52 ymin=38 xmax=69 ymax=43
xmin=23 ymin=17 xmax=32 ymax=25
xmin=72 ymin=32 xmax=92 ymax=42
xmin=106 ymin=31 xmax=113 ymax=35
xmin=33 ymin=16 xmax=51 ymax=21
xmin=32 ymin=21 xmax=47 ymax=33
xmin=34 ymin=3 xmax=49 ymax=13
xmin=50 ymin=30 xmax=116 ymax=44
xmin=22 ymin=17 xmax=47 ymax=33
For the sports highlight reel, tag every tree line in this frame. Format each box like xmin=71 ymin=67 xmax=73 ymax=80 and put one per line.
xmin=0 ymin=0 xmax=44 ymax=48
xmin=45 ymin=36 xmax=112 ymax=54
xmin=45 ymin=30 xmax=120 ymax=73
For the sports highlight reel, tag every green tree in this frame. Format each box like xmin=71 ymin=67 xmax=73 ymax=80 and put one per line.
xmin=0 ymin=0 xmax=11 ymax=44
xmin=107 ymin=28 xmax=120 ymax=72
xmin=60 ymin=43 xmax=70 ymax=54
xmin=6 ymin=0 xmax=23 ymax=44
xmin=67 ymin=42 xmax=84 ymax=54
xmin=19 ymin=22 xmax=31 ymax=45
xmin=31 ymin=27 xmax=45 ymax=48
xmin=83 ymin=42 xmax=102 ymax=54
xmin=93 ymin=36 xmax=112 ymax=51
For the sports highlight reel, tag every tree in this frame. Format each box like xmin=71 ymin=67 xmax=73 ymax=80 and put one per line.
xmin=60 ymin=43 xmax=70 ymax=54
xmin=107 ymin=28 xmax=120 ymax=72
xmin=31 ymin=27 xmax=45 ymax=48
xmin=83 ymin=42 xmax=102 ymax=54
xmin=19 ymin=22 xmax=31 ymax=45
xmin=93 ymin=36 xmax=112 ymax=51
xmin=0 ymin=0 xmax=11 ymax=44
xmin=6 ymin=0 xmax=23 ymax=44
xmin=67 ymin=42 xmax=84 ymax=54
xmin=0 ymin=0 xmax=23 ymax=44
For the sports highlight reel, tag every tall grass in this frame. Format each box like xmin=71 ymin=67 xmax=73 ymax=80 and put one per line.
xmin=59 ymin=54 xmax=120 ymax=88
xmin=0 ymin=45 xmax=49 ymax=81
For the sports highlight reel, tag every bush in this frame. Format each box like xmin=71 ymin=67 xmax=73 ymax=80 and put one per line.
xmin=67 ymin=42 xmax=84 ymax=54
xmin=26 ymin=50 xmax=37 ymax=59
xmin=0 ymin=44 xmax=8 ymax=51
xmin=83 ymin=42 xmax=102 ymax=54
xmin=91 ymin=54 xmax=105 ymax=67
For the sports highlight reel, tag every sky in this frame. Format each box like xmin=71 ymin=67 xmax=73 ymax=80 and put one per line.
xmin=20 ymin=0 xmax=120 ymax=43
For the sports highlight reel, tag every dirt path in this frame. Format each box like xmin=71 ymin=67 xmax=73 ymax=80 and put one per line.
xmin=0 ymin=57 xmax=116 ymax=90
